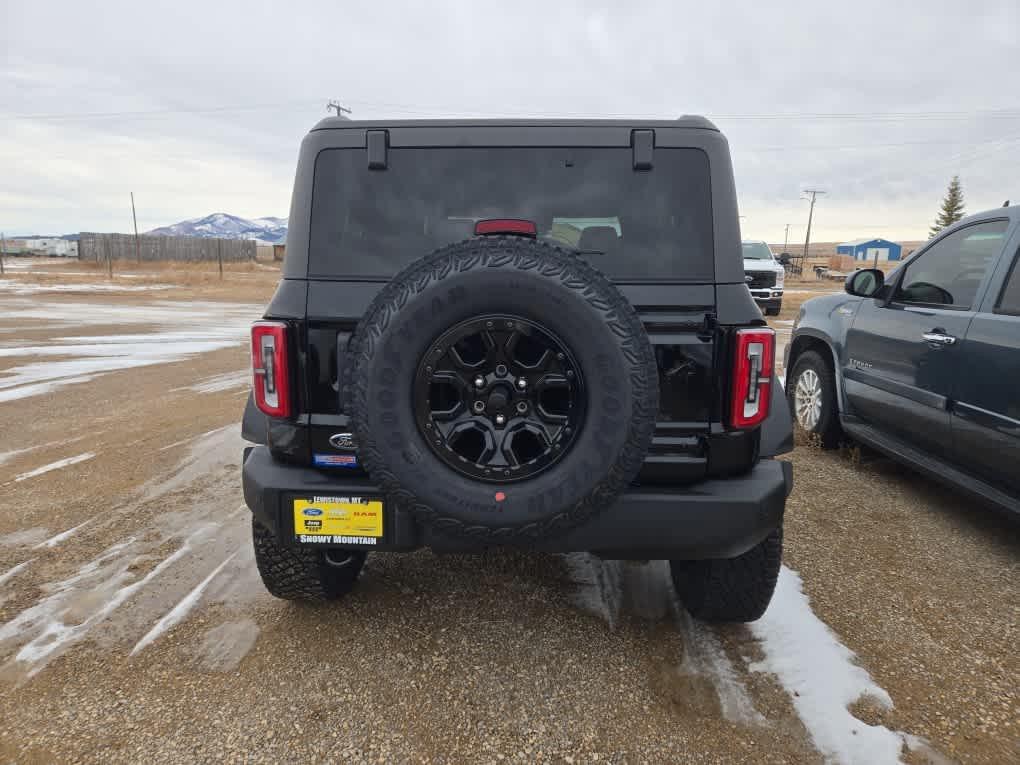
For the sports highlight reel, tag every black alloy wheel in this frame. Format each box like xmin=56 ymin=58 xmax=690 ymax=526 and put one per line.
xmin=414 ymin=314 xmax=585 ymax=482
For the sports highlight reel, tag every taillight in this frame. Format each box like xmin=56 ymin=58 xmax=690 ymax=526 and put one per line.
xmin=251 ymin=321 xmax=291 ymax=418
xmin=730 ymin=328 xmax=775 ymax=429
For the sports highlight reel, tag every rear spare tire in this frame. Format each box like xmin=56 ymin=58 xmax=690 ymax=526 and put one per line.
xmin=346 ymin=236 xmax=658 ymax=541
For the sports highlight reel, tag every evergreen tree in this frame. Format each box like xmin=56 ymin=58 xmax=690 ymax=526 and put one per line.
xmin=930 ymin=176 xmax=965 ymax=237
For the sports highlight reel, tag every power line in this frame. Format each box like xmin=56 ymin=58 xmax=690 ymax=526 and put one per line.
xmin=9 ymin=99 xmax=1020 ymax=123
xmin=7 ymin=100 xmax=317 ymax=121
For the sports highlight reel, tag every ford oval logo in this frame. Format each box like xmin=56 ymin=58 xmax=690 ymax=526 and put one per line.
xmin=329 ymin=432 xmax=356 ymax=451
xmin=303 ymin=507 xmax=323 ymax=516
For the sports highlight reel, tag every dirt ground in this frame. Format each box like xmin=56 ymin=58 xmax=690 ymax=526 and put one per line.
xmin=0 ymin=259 xmax=1016 ymax=764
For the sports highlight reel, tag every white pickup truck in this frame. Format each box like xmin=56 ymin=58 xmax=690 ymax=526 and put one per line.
xmin=741 ymin=240 xmax=786 ymax=316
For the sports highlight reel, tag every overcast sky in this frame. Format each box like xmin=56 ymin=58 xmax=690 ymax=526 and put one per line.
xmin=2 ymin=0 xmax=1018 ymax=243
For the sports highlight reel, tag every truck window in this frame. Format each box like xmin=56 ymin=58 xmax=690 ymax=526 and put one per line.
xmin=308 ymin=147 xmax=714 ymax=281
xmin=894 ymin=220 xmax=1009 ymax=309
xmin=996 ymin=249 xmax=1020 ymax=316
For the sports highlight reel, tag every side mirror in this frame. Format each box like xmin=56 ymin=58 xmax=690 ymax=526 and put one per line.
xmin=845 ymin=268 xmax=885 ymax=298
xmin=778 ymin=253 xmax=791 ymax=265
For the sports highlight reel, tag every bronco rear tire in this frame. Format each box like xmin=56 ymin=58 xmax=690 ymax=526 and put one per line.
xmin=669 ymin=527 xmax=783 ymax=623
xmin=252 ymin=518 xmax=367 ymax=601
xmin=346 ymin=236 xmax=659 ymax=541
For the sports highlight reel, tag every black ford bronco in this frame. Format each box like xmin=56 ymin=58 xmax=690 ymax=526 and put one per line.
xmin=242 ymin=118 xmax=794 ymax=622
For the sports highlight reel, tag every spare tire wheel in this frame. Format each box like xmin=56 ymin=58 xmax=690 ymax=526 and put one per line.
xmin=346 ymin=236 xmax=659 ymax=540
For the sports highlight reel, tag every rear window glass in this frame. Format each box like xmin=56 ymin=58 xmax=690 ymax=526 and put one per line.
xmin=308 ymin=147 xmax=713 ymax=280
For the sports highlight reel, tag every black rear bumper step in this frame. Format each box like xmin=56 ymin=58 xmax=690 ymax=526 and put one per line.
xmin=242 ymin=446 xmax=791 ymax=560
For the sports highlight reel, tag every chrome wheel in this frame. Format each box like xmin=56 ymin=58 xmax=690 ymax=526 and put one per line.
xmin=794 ymin=368 xmax=823 ymax=430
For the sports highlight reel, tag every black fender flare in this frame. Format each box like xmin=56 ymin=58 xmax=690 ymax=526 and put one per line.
xmin=759 ymin=379 xmax=794 ymax=457
xmin=242 ymin=392 xmax=268 ymax=445
xmin=786 ymin=329 xmax=845 ymax=413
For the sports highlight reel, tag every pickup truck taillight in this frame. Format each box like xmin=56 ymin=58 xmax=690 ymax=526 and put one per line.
xmin=251 ymin=321 xmax=291 ymax=418
xmin=730 ymin=328 xmax=774 ymax=429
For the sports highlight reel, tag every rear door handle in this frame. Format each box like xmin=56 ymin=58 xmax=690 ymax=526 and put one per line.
xmin=922 ymin=330 xmax=957 ymax=347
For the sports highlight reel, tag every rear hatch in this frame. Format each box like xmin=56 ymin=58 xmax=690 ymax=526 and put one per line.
xmin=281 ymin=134 xmax=740 ymax=485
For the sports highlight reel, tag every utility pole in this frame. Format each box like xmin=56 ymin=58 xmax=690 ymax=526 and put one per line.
xmin=783 ymin=223 xmax=791 ymax=251
xmin=801 ymin=189 xmax=826 ymax=263
xmin=0 ymin=232 xmax=6 ymax=275
xmin=326 ymin=99 xmax=352 ymax=118
xmin=131 ymin=192 xmax=141 ymax=263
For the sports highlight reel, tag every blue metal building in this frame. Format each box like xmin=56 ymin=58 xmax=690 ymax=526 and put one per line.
xmin=836 ymin=238 xmax=903 ymax=262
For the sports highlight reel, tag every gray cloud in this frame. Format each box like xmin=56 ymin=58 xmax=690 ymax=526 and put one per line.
xmin=2 ymin=0 xmax=1017 ymax=241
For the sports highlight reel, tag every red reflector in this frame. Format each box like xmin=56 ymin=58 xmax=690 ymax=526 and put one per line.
xmin=729 ymin=328 xmax=775 ymax=429
xmin=474 ymin=219 xmax=537 ymax=237
xmin=251 ymin=321 xmax=291 ymax=418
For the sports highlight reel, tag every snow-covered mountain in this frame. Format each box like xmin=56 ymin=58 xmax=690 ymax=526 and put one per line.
xmin=147 ymin=213 xmax=287 ymax=243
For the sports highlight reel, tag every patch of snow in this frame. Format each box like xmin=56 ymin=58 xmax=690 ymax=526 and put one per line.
xmin=0 ymin=528 xmax=51 ymax=547
xmin=750 ymin=566 xmax=912 ymax=764
xmin=674 ymin=605 xmax=766 ymax=726
xmin=0 ymin=529 xmax=209 ymax=675
xmin=563 ymin=553 xmax=624 ymax=628
xmin=197 ymin=619 xmax=260 ymax=672
xmin=130 ymin=553 xmax=237 ymax=655
xmin=141 ymin=425 xmax=243 ymax=502
xmin=174 ymin=369 xmax=250 ymax=394
xmin=33 ymin=519 xmax=92 ymax=548
xmin=0 ymin=297 xmax=259 ymax=402
xmin=0 ymin=375 xmax=97 ymax=403
xmin=0 ymin=281 xmax=175 ymax=295
xmin=565 ymin=556 xmax=763 ymax=727
xmin=14 ymin=452 xmax=95 ymax=482
xmin=0 ymin=443 xmax=52 ymax=467
xmin=0 ymin=558 xmax=35 ymax=586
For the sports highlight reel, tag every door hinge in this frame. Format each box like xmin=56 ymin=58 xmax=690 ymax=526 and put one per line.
xmin=698 ymin=312 xmax=717 ymax=340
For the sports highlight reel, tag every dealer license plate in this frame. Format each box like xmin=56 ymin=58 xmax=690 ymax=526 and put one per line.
xmin=292 ymin=496 xmax=383 ymax=545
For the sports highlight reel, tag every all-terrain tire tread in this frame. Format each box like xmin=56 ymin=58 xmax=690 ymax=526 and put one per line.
xmin=345 ymin=237 xmax=659 ymax=541
xmin=251 ymin=518 xmax=365 ymax=601
xmin=671 ymin=527 xmax=783 ymax=623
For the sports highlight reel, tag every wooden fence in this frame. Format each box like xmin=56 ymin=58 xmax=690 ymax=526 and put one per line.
xmin=79 ymin=233 xmax=256 ymax=263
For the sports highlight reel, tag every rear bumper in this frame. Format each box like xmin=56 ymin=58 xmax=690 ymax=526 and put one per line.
xmin=242 ymin=446 xmax=791 ymax=560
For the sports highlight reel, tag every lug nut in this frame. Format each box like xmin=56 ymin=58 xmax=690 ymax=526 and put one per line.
xmin=473 ymin=400 xmax=485 ymax=413
xmin=474 ymin=375 xmax=485 ymax=388
xmin=495 ymin=364 xmax=508 ymax=376
xmin=516 ymin=401 xmax=528 ymax=413
xmin=495 ymin=414 xmax=506 ymax=426
xmin=516 ymin=377 xmax=527 ymax=390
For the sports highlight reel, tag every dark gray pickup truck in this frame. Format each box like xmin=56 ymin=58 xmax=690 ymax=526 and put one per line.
xmin=786 ymin=205 xmax=1020 ymax=517
xmin=242 ymin=117 xmax=794 ymax=621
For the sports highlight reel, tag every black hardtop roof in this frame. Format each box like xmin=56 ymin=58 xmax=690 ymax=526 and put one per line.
xmin=311 ymin=116 xmax=719 ymax=132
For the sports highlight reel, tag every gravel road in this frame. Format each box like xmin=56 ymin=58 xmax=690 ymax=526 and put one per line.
xmin=0 ymin=275 xmax=1016 ymax=764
